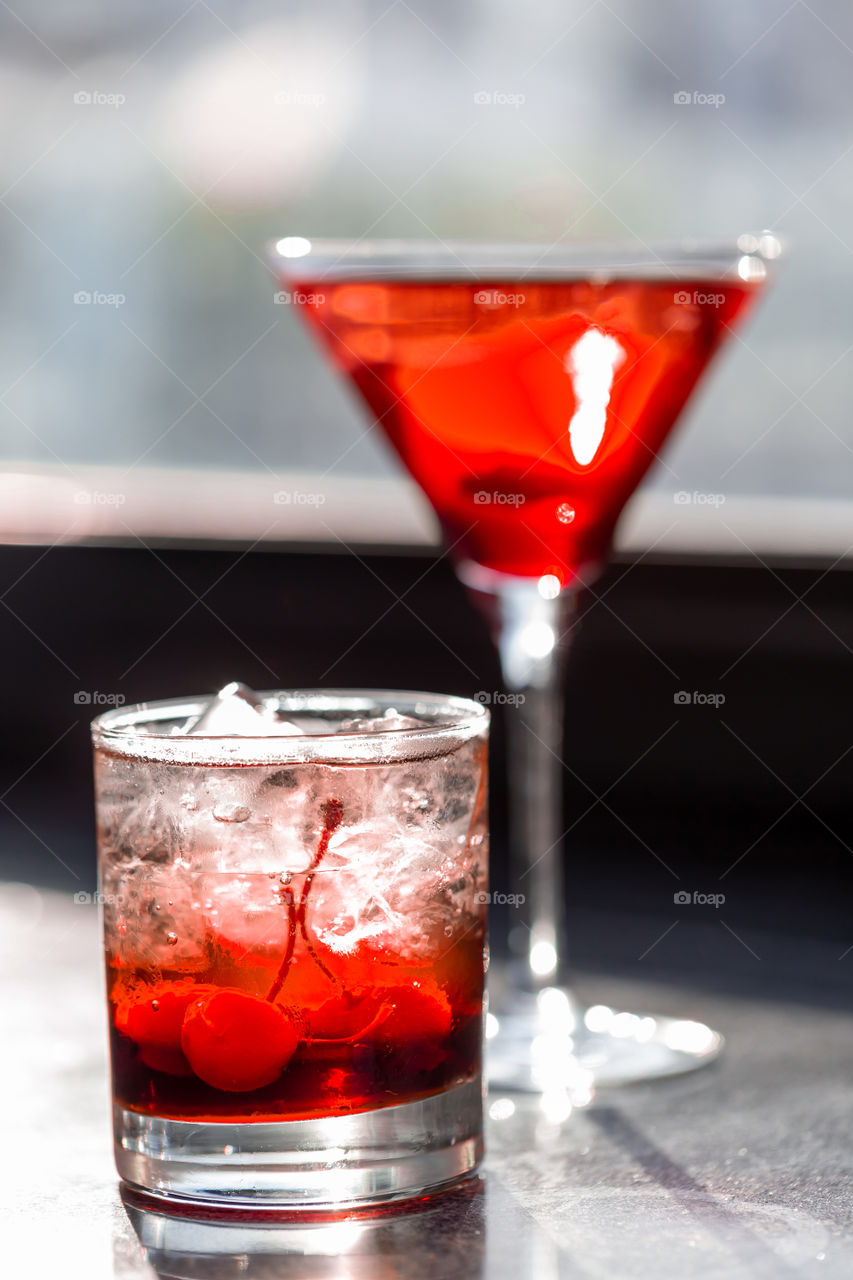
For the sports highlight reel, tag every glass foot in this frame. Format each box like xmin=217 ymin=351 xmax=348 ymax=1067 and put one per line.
xmin=486 ymin=988 xmax=723 ymax=1096
xmin=113 ymin=1079 xmax=482 ymax=1210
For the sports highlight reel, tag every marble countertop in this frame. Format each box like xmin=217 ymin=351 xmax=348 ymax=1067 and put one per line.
xmin=4 ymin=882 xmax=852 ymax=1279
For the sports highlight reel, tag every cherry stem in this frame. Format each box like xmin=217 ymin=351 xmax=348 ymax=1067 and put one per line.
xmin=307 ymin=1004 xmax=390 ymax=1047
xmin=266 ymin=798 xmax=344 ymax=1002
xmin=298 ymin=798 xmax=344 ymax=987
xmin=265 ymin=885 xmax=295 ymax=1004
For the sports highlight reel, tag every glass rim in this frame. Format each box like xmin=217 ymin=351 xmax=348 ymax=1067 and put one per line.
xmin=270 ymin=233 xmax=782 ymax=282
xmin=91 ymin=688 xmax=489 ymax=766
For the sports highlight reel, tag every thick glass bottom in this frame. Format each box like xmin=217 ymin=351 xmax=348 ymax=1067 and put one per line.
xmin=114 ymin=1078 xmax=482 ymax=1211
xmin=487 ymin=989 xmax=722 ymax=1094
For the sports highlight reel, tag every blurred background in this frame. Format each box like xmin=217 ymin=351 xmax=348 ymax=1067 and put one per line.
xmin=1 ymin=0 xmax=851 ymax=1004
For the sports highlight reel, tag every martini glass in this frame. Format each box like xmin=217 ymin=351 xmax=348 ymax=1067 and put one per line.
xmin=271 ymin=236 xmax=774 ymax=1091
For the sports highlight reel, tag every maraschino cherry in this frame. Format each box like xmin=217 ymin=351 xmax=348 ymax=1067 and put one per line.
xmin=115 ymin=978 xmax=213 ymax=1077
xmin=181 ymin=989 xmax=298 ymax=1092
xmin=377 ymin=979 xmax=451 ymax=1043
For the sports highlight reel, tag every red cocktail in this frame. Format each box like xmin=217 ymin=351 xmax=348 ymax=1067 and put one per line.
xmin=94 ymin=687 xmax=489 ymax=1207
xmin=275 ymin=237 xmax=775 ymax=1092
xmin=293 ymin=275 xmax=756 ymax=582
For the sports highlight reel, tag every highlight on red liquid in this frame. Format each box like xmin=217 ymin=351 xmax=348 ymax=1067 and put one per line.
xmin=289 ymin=277 xmax=761 ymax=582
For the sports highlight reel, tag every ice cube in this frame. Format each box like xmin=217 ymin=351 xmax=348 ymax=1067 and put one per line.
xmin=183 ymin=682 xmax=301 ymax=736
xmin=338 ymin=708 xmax=428 ymax=733
xmin=307 ymin=821 xmax=453 ymax=960
xmin=199 ymin=871 xmax=288 ymax=954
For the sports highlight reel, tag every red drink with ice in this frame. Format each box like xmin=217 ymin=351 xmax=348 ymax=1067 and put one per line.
xmin=94 ymin=689 xmax=489 ymax=1205
xmin=105 ymin=796 xmax=484 ymax=1122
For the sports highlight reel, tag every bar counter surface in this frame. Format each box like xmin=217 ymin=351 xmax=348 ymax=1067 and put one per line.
xmin=4 ymin=883 xmax=852 ymax=1279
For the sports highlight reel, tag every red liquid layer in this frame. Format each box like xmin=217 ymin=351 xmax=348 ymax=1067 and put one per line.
xmin=108 ymin=899 xmax=484 ymax=1123
xmin=294 ymin=277 xmax=759 ymax=581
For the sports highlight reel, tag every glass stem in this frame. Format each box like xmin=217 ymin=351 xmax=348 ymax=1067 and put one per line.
xmin=504 ymin=671 xmax=568 ymax=993
xmin=461 ymin=567 xmax=576 ymax=996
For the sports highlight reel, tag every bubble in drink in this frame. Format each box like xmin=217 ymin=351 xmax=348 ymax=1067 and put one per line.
xmin=213 ymin=803 xmax=251 ymax=824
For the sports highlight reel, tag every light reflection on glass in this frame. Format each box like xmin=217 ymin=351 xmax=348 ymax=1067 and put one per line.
xmin=609 ymin=1011 xmax=641 ymax=1039
xmin=565 ymin=328 xmax=626 ymax=466
xmin=529 ymin=939 xmax=558 ymax=977
xmin=536 ymin=986 xmax=576 ymax=1032
xmin=488 ymin=1096 xmax=516 ymax=1121
xmin=519 ymin=621 xmax=557 ymax=662
xmin=583 ymin=1004 xmax=614 ymax=1033
xmin=531 ymin=1033 xmax=574 ymax=1062
xmin=529 ymin=1026 xmax=595 ymax=1110
xmin=539 ymin=1087 xmax=573 ymax=1125
xmin=737 ymin=254 xmax=767 ymax=283
xmin=537 ymin=573 xmax=562 ymax=600
xmin=758 ymin=232 xmax=782 ymax=259
xmin=275 ymin=235 xmax=313 ymax=258
xmin=633 ymin=1016 xmax=657 ymax=1044
xmin=663 ymin=1019 xmax=718 ymax=1055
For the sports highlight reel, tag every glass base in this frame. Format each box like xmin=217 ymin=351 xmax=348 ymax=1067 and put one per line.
xmin=486 ymin=990 xmax=722 ymax=1093
xmin=113 ymin=1079 xmax=482 ymax=1211
xmin=121 ymin=1180 xmax=484 ymax=1277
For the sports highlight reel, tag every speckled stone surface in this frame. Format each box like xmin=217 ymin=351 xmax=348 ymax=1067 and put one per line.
xmin=3 ymin=884 xmax=852 ymax=1279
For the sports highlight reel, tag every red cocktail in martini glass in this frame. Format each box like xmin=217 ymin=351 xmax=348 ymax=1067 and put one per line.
xmin=273 ymin=237 xmax=775 ymax=1091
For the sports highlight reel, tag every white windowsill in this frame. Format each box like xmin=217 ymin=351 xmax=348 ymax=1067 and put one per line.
xmin=0 ymin=465 xmax=849 ymax=566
